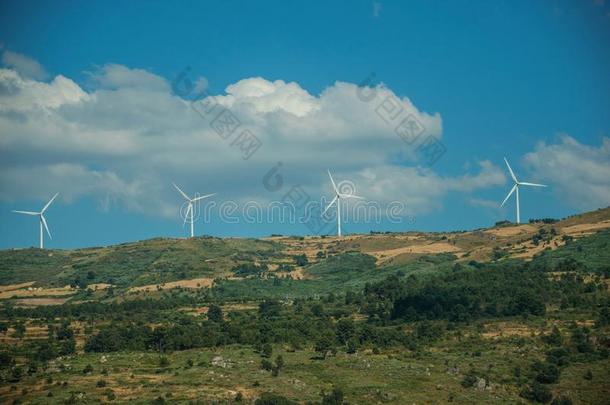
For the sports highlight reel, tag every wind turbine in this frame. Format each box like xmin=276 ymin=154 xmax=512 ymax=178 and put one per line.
xmin=12 ymin=193 xmax=59 ymax=249
xmin=173 ymin=183 xmax=215 ymax=238
xmin=501 ymin=157 xmax=546 ymax=224
xmin=322 ymin=170 xmax=364 ymax=237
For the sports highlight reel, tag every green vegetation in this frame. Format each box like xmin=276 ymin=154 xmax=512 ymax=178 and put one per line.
xmin=0 ymin=210 xmax=609 ymax=403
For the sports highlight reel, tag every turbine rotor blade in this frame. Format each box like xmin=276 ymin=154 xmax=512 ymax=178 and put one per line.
xmin=192 ymin=193 xmax=216 ymax=202
xmin=41 ymin=215 xmax=52 ymax=239
xmin=322 ymin=196 xmax=338 ymax=216
xmin=501 ymin=184 xmax=517 ymax=207
xmin=41 ymin=192 xmax=59 ymax=213
xmin=327 ymin=170 xmax=339 ymax=194
xmin=518 ymin=182 xmax=547 ymax=187
xmin=173 ymin=183 xmax=191 ymax=201
xmin=342 ymin=194 xmax=364 ymax=200
xmin=503 ymin=157 xmax=518 ymax=183
xmin=183 ymin=203 xmax=192 ymax=227
xmin=12 ymin=210 xmax=39 ymax=216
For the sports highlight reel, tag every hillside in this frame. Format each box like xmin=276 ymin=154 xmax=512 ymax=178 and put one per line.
xmin=0 ymin=207 xmax=609 ymax=404
xmin=1 ymin=207 xmax=609 ymax=306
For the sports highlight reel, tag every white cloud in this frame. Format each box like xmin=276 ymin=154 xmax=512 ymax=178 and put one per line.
xmin=523 ymin=135 xmax=610 ymax=210
xmin=1 ymin=50 xmax=48 ymax=80
xmin=87 ymin=64 xmax=169 ymax=91
xmin=0 ymin=56 xmax=506 ymax=220
xmin=353 ymin=161 xmax=505 ymax=215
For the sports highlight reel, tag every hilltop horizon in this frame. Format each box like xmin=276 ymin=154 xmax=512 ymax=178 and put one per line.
xmin=2 ymin=205 xmax=609 ymax=252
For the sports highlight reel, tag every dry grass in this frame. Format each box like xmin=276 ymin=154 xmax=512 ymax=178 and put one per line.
xmin=0 ymin=281 xmax=35 ymax=292
xmin=560 ymin=220 xmax=610 ymax=236
xmin=485 ymin=224 xmax=537 ymax=237
xmin=13 ymin=297 xmax=71 ymax=306
xmin=0 ymin=285 xmax=75 ymax=300
xmin=127 ymin=277 xmax=214 ymax=293
xmin=86 ymin=283 xmax=113 ymax=290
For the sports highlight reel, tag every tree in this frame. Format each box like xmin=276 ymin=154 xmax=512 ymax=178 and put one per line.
xmin=551 ymin=396 xmax=573 ymax=405
xmin=544 ymin=326 xmax=562 ymax=346
xmin=294 ymin=254 xmax=308 ymax=266
xmin=346 ymin=338 xmax=358 ymax=354
xmin=255 ymin=393 xmax=298 ymax=405
xmin=533 ymin=361 xmax=560 ymax=384
xmin=275 ymin=354 xmax=284 ymax=370
xmin=261 ymin=343 xmax=273 ymax=358
xmin=59 ymin=336 xmax=76 ymax=355
xmin=13 ymin=322 xmax=26 ymax=339
xmin=159 ymin=356 xmax=170 ymax=368
xmin=260 ymin=359 xmax=273 ymax=371
xmin=207 ymin=304 xmax=223 ymax=323
xmin=521 ymin=382 xmax=553 ymax=403
xmin=315 ymin=333 xmax=335 ymax=359
xmin=336 ymin=318 xmax=355 ymax=345
xmin=321 ymin=387 xmax=344 ymax=405
xmin=35 ymin=341 xmax=58 ymax=362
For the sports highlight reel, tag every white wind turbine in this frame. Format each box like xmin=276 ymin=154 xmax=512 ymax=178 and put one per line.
xmin=501 ymin=157 xmax=547 ymax=224
xmin=12 ymin=193 xmax=59 ymax=249
xmin=322 ymin=170 xmax=364 ymax=237
xmin=173 ymin=183 xmax=216 ymax=238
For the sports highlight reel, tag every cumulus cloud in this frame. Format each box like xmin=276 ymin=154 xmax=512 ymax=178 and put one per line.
xmin=523 ymin=135 xmax=610 ymax=210
xmin=353 ymin=161 xmax=505 ymax=214
xmin=0 ymin=55 xmax=506 ymax=221
xmin=1 ymin=50 xmax=48 ymax=80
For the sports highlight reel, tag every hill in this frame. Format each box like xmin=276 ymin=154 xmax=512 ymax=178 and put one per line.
xmin=0 ymin=207 xmax=609 ymax=404
xmin=1 ymin=207 xmax=609 ymax=305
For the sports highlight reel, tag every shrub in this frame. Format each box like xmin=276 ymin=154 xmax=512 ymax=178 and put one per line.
xmin=294 ymin=254 xmax=308 ymax=266
xmin=255 ymin=392 xmax=297 ymax=405
xmin=275 ymin=355 xmax=284 ymax=370
xmin=261 ymin=343 xmax=273 ymax=358
xmin=159 ymin=356 xmax=170 ymax=368
xmin=533 ymin=362 xmax=560 ymax=384
xmin=207 ymin=305 xmax=223 ymax=323
xmin=260 ymin=359 xmax=273 ymax=371
xmin=551 ymin=396 xmax=573 ymax=405
xmin=321 ymin=387 xmax=344 ymax=404
xmin=521 ymin=382 xmax=553 ymax=403
xmin=461 ymin=370 xmax=478 ymax=388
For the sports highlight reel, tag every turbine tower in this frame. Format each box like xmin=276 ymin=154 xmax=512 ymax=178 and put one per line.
xmin=322 ymin=170 xmax=364 ymax=237
xmin=501 ymin=157 xmax=546 ymax=224
xmin=12 ymin=193 xmax=59 ymax=249
xmin=173 ymin=183 xmax=215 ymax=238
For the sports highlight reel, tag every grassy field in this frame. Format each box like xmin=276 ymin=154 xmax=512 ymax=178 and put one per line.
xmin=2 ymin=320 xmax=608 ymax=404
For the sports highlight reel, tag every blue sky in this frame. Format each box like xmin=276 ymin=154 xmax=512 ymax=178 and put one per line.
xmin=0 ymin=0 xmax=609 ymax=249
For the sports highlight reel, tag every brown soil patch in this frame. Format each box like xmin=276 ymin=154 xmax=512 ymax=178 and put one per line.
xmin=0 ymin=281 xmax=35 ymax=292
xmin=560 ymin=220 xmax=610 ymax=236
xmin=485 ymin=224 xmax=537 ymax=237
xmin=481 ymin=322 xmax=538 ymax=339
xmin=372 ymin=242 xmax=461 ymax=263
xmin=86 ymin=283 xmax=113 ymax=290
xmin=13 ymin=297 xmax=71 ymax=306
xmin=128 ymin=277 xmax=214 ymax=293
xmin=0 ymin=285 xmax=75 ymax=300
